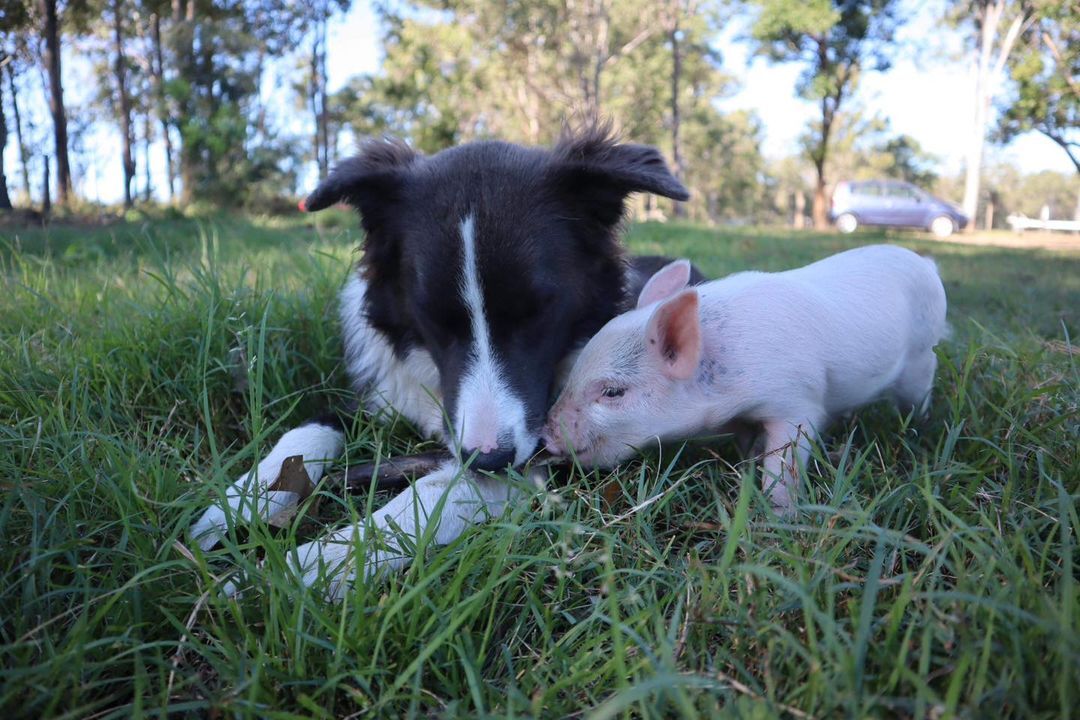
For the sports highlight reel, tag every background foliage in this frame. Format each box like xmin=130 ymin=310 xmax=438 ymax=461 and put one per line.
xmin=1 ymin=0 xmax=1077 ymax=225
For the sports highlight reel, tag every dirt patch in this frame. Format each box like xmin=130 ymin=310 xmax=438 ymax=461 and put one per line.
xmin=939 ymin=230 xmax=1080 ymax=252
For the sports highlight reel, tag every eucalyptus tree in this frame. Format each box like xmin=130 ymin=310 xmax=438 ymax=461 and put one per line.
xmin=997 ymin=1 xmax=1078 ymax=173
xmin=164 ymin=0 xmax=310 ymax=203
xmin=0 ymin=0 xmax=31 ymax=210
xmin=0 ymin=50 xmax=11 ymax=209
xmin=948 ymin=0 xmax=1028 ymax=229
xmin=37 ymin=0 xmax=76 ymax=205
xmin=335 ymin=0 xmax=747 ymax=219
xmin=746 ymin=0 xmax=902 ymax=229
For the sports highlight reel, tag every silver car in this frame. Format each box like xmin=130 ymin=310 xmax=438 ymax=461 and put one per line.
xmin=830 ymin=180 xmax=969 ymax=238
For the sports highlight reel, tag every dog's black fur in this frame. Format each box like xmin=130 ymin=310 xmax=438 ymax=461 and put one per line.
xmin=303 ymin=125 xmax=693 ymax=469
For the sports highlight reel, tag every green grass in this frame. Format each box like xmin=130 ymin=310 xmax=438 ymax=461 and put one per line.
xmin=1 ymin=215 xmax=1077 ymax=718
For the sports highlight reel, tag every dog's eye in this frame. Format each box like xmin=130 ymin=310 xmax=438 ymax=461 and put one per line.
xmin=600 ymin=386 xmax=626 ymax=399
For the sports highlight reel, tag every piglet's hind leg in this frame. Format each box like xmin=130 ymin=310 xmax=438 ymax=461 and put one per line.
xmin=891 ymin=349 xmax=938 ymax=419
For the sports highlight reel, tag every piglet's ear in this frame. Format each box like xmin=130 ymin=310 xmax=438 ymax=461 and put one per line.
xmin=637 ymin=259 xmax=693 ymax=309
xmin=645 ymin=289 xmax=701 ymax=380
xmin=553 ymin=122 xmax=689 ymax=228
xmin=301 ymin=138 xmax=418 ymax=226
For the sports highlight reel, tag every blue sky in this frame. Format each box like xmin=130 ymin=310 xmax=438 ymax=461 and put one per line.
xmin=6 ymin=0 xmax=1074 ymax=205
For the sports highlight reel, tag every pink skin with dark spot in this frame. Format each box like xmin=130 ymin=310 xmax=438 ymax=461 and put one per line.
xmin=543 ymin=247 xmax=948 ymax=515
xmin=543 ymin=259 xmax=704 ymax=468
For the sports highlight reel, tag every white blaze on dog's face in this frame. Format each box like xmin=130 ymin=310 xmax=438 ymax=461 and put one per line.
xmin=452 ymin=214 xmax=533 ymax=467
xmin=543 ymin=260 xmax=702 ymax=467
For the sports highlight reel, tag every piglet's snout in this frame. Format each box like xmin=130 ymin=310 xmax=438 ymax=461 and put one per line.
xmin=541 ymin=424 xmax=563 ymax=455
xmin=542 ymin=406 xmax=579 ymax=456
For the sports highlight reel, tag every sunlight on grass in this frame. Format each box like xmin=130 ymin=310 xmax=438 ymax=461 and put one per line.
xmin=1 ymin=217 xmax=1077 ymax=717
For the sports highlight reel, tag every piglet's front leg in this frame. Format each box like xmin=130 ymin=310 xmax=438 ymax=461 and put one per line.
xmin=759 ymin=415 xmax=822 ymax=516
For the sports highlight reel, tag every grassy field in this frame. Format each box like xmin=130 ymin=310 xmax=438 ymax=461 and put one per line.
xmin=1 ymin=214 xmax=1077 ymax=718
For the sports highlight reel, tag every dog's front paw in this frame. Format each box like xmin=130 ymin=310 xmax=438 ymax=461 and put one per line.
xmin=189 ymin=465 xmax=304 ymax=551
xmin=289 ymin=527 xmax=359 ymax=601
xmin=188 ymin=424 xmax=345 ymax=550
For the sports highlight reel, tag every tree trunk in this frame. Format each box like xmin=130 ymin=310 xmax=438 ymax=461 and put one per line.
xmin=143 ymin=111 xmax=153 ymax=201
xmin=6 ymin=62 xmax=31 ymax=199
xmin=793 ymin=189 xmax=805 ymax=229
xmin=0 ymin=69 xmax=12 ymax=211
xmin=318 ymin=17 xmax=330 ymax=178
xmin=669 ymin=12 xmax=686 ymax=220
xmin=589 ymin=0 xmax=608 ymax=118
xmin=811 ymin=95 xmax=832 ymax=230
xmin=310 ymin=12 xmax=330 ymax=180
xmin=40 ymin=0 xmax=72 ymax=206
xmin=310 ymin=35 xmax=321 ymax=178
xmin=42 ymin=155 xmax=51 ymax=215
xmin=172 ymin=0 xmax=198 ymax=204
xmin=810 ymin=38 xmax=839 ymax=231
xmin=812 ymin=169 xmax=828 ymax=230
xmin=961 ymin=5 xmax=994 ymax=231
xmin=961 ymin=1 xmax=1023 ymax=232
xmin=112 ymin=0 xmax=135 ymax=209
xmin=150 ymin=12 xmax=175 ymax=200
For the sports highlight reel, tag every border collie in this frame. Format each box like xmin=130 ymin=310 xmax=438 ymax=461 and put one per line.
xmin=190 ymin=126 xmax=692 ymax=595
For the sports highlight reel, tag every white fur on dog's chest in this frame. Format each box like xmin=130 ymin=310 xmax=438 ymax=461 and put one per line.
xmin=338 ymin=273 xmax=444 ymax=439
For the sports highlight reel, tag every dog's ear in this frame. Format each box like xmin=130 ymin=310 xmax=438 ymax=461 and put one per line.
xmin=552 ymin=122 xmax=689 ymax=227
xmin=301 ymin=138 xmax=418 ymax=229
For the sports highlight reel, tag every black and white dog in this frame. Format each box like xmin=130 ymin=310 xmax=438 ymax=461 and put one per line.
xmin=190 ymin=126 xmax=692 ymax=596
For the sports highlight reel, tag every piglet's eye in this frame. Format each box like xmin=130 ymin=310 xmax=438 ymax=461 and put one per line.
xmin=600 ymin=386 xmax=626 ymax=399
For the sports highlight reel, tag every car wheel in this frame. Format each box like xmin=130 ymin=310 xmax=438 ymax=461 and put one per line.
xmin=930 ymin=216 xmax=954 ymax=239
xmin=836 ymin=213 xmax=858 ymax=234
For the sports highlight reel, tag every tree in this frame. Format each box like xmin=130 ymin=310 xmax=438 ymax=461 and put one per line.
xmin=975 ymin=163 xmax=1080 ymax=222
xmin=164 ymin=0 xmax=307 ymax=203
xmin=0 ymin=0 xmax=30 ymax=210
xmin=803 ymin=107 xmax=889 ymax=184
xmin=303 ymin=0 xmax=349 ymax=180
xmin=109 ymin=0 xmax=135 ymax=208
xmin=950 ymin=0 xmax=1028 ymax=230
xmin=343 ymin=0 xmax=673 ymax=149
xmin=38 ymin=0 xmax=75 ymax=206
xmin=0 ymin=58 xmax=11 ymax=210
xmin=336 ymin=0 xmax=745 ymax=219
xmin=5 ymin=50 xmax=32 ymax=201
xmin=747 ymin=0 xmax=901 ymax=229
xmin=997 ymin=1 xmax=1078 ymax=173
xmin=146 ymin=4 xmax=175 ymax=199
xmin=682 ymin=107 xmax=767 ymax=223
xmin=798 ymin=104 xmax=943 ymax=192
xmin=879 ymin=135 xmax=939 ymax=187
xmin=663 ymin=0 xmax=705 ymax=219
xmin=765 ymin=156 xmax=813 ymax=227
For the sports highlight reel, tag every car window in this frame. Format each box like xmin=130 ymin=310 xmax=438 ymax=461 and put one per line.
xmin=888 ymin=183 xmax=920 ymax=200
xmin=856 ymin=182 xmax=882 ymax=197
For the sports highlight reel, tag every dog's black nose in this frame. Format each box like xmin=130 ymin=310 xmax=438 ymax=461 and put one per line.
xmin=463 ymin=446 xmax=515 ymax=471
